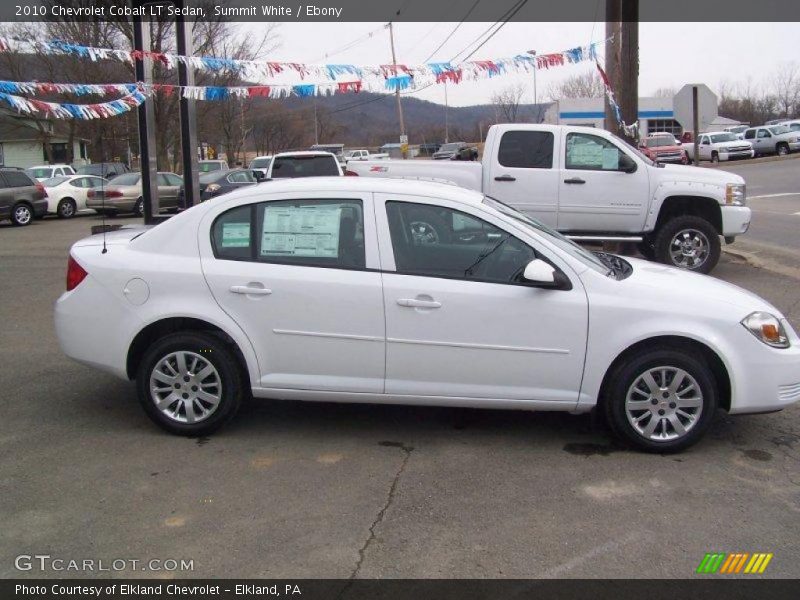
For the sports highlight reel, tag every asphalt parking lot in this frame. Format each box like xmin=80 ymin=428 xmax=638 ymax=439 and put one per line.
xmin=1 ymin=206 xmax=799 ymax=579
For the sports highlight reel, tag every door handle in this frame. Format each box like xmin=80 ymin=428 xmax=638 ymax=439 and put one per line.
xmin=563 ymin=177 xmax=586 ymax=184
xmin=230 ymin=285 xmax=272 ymax=296
xmin=397 ymin=298 xmax=441 ymax=309
xmin=494 ymin=175 xmax=516 ymax=182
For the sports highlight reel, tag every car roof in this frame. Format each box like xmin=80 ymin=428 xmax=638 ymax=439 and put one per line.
xmin=274 ymin=151 xmax=337 ymax=158
xmin=237 ymin=176 xmax=486 ymax=206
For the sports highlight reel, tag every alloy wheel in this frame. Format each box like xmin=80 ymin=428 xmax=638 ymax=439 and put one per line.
xmin=59 ymin=200 xmax=75 ymax=217
xmin=14 ymin=205 xmax=32 ymax=225
xmin=149 ymin=351 xmax=222 ymax=424
xmin=625 ymin=366 xmax=703 ymax=441
xmin=669 ymin=229 xmax=710 ymax=269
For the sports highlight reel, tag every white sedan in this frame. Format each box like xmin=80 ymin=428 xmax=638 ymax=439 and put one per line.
xmin=43 ymin=175 xmax=109 ymax=218
xmin=54 ymin=178 xmax=800 ymax=452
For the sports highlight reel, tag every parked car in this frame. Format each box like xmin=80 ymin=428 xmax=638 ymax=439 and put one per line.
xmin=267 ymin=151 xmax=343 ymax=179
xmin=0 ymin=168 xmax=47 ymax=225
xmin=198 ymin=160 xmax=229 ymax=174
xmin=73 ymin=162 xmax=130 ymax=180
xmin=433 ymin=142 xmax=472 ymax=160
xmin=743 ymin=125 xmax=800 ymax=156
xmin=249 ymin=155 xmax=273 ymax=180
xmin=683 ymin=132 xmax=754 ymax=163
xmin=723 ymin=125 xmax=749 ymax=139
xmin=348 ymin=124 xmax=750 ymax=274
xmin=25 ymin=164 xmax=76 ymax=182
xmin=638 ymin=133 xmax=688 ymax=164
xmin=178 ymin=169 xmax=256 ymax=209
xmin=85 ymin=172 xmax=183 ymax=216
xmin=779 ymin=119 xmax=800 ymax=133
xmin=54 ymin=177 xmax=800 ymax=452
xmin=42 ymin=175 xmax=109 ymax=218
xmin=344 ymin=149 xmax=389 ymax=162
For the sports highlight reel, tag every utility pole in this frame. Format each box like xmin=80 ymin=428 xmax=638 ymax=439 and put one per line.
xmin=604 ymin=0 xmax=638 ymax=144
xmin=531 ymin=50 xmax=538 ymax=122
xmin=313 ymin=98 xmax=319 ymax=145
xmin=444 ymin=81 xmax=449 ymax=143
xmin=388 ymin=22 xmax=407 ymax=158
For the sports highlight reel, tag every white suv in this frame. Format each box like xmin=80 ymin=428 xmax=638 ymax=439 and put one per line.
xmin=743 ymin=125 xmax=800 ymax=156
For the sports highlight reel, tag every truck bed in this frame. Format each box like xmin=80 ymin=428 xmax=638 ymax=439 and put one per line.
xmin=347 ymin=159 xmax=483 ymax=191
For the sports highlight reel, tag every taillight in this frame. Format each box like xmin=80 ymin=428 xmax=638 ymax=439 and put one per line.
xmin=35 ymin=182 xmax=47 ymax=197
xmin=66 ymin=256 xmax=88 ymax=291
xmin=87 ymin=190 xmax=94 ymax=198
xmin=344 ymin=169 xmax=359 ymax=176
xmin=105 ymin=190 xmax=124 ymax=198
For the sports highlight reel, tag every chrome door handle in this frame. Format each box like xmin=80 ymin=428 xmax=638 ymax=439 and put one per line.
xmin=397 ymin=298 xmax=441 ymax=309
xmin=230 ymin=285 xmax=272 ymax=296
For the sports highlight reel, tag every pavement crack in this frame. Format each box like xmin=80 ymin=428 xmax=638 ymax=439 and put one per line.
xmin=349 ymin=442 xmax=414 ymax=580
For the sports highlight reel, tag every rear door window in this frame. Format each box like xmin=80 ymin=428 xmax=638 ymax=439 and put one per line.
xmin=497 ymin=131 xmax=554 ymax=169
xmin=271 ymin=156 xmax=340 ymax=178
xmin=3 ymin=171 xmax=34 ymax=187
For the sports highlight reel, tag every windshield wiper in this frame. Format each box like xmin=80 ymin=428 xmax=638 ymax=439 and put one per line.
xmin=464 ymin=235 xmax=509 ymax=277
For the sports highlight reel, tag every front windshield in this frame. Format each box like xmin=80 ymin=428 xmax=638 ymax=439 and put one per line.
xmin=440 ymin=143 xmax=462 ymax=151
xmin=710 ymin=133 xmax=737 ymax=143
xmin=26 ymin=167 xmax=52 ymax=178
xmin=482 ymin=196 xmax=610 ymax=275
xmin=110 ymin=173 xmax=141 ymax=186
xmin=250 ymin=157 xmax=271 ymax=168
xmin=727 ymin=126 xmax=747 ymax=134
xmin=43 ymin=176 xmax=68 ymax=187
xmin=644 ymin=136 xmax=676 ymax=147
xmin=199 ymin=162 xmax=223 ymax=172
xmin=768 ymin=126 xmax=790 ymax=135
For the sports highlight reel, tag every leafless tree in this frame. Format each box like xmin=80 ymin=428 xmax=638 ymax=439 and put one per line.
xmin=771 ymin=61 xmax=800 ymax=119
xmin=548 ymin=71 xmax=605 ymax=99
xmin=491 ymin=83 xmax=527 ymax=123
xmin=652 ymin=86 xmax=677 ymax=98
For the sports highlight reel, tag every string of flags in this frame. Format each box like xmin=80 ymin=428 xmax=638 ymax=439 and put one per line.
xmin=0 ymin=87 xmax=147 ymax=120
xmin=595 ymin=61 xmax=639 ymax=139
xmin=0 ymin=35 xmax=609 ymax=91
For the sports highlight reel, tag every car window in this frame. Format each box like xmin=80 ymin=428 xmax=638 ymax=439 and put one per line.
xmin=212 ymin=199 xmax=365 ymax=269
xmin=757 ymin=129 xmax=771 ymax=138
xmin=199 ymin=162 xmax=223 ymax=173
xmin=744 ymin=129 xmax=755 ymax=139
xmin=43 ymin=176 xmax=68 ymax=187
xmin=111 ymin=173 xmax=140 ymax=186
xmin=26 ymin=167 xmax=52 ymax=179
xmin=270 ymin=156 xmax=340 ymax=178
xmin=228 ymin=171 xmax=254 ymax=183
xmin=497 ymin=131 xmax=554 ymax=169
xmin=250 ymin=157 xmax=272 ymax=169
xmin=3 ymin=171 xmax=35 ymax=187
xmin=166 ymin=173 xmax=183 ymax=186
xmin=565 ymin=133 xmax=627 ymax=171
xmin=385 ymin=201 xmax=536 ymax=284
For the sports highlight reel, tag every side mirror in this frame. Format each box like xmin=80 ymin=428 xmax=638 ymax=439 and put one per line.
xmin=618 ymin=154 xmax=637 ymax=173
xmin=253 ymin=171 xmax=265 ymax=181
xmin=522 ymin=259 xmax=571 ymax=290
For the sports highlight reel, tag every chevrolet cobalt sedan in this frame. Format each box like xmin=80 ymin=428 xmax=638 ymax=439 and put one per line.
xmin=55 ymin=178 xmax=800 ymax=452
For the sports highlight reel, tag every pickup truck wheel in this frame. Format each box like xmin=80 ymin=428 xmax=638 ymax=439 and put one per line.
xmin=776 ymin=143 xmax=789 ymax=156
xmin=136 ymin=332 xmax=243 ymax=436
xmin=710 ymin=151 xmax=719 ymax=163
xmin=654 ymin=216 xmax=720 ymax=273
xmin=603 ymin=348 xmax=717 ymax=453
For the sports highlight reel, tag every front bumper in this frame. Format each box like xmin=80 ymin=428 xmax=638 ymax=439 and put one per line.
xmin=720 ymin=150 xmax=754 ymax=161
xmin=720 ymin=205 xmax=751 ymax=237
xmin=789 ymin=141 xmax=800 ymax=152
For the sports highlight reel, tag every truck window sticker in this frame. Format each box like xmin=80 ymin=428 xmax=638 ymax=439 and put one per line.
xmin=221 ymin=222 xmax=250 ymax=248
xmin=261 ymin=205 xmax=341 ymax=258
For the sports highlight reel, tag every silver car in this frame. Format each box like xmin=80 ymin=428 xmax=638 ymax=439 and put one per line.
xmin=86 ymin=172 xmax=183 ymax=216
xmin=743 ymin=125 xmax=800 ymax=156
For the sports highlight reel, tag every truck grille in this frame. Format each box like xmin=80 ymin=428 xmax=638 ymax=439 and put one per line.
xmin=778 ymin=382 xmax=800 ymax=404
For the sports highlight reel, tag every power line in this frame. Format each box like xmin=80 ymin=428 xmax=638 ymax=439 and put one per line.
xmin=422 ymin=0 xmax=482 ymax=63
xmin=449 ymin=0 xmax=528 ymax=63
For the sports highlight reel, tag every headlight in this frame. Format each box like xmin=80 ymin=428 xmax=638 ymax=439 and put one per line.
xmin=726 ymin=183 xmax=746 ymax=206
xmin=206 ymin=183 xmax=221 ymax=193
xmin=742 ymin=312 xmax=790 ymax=348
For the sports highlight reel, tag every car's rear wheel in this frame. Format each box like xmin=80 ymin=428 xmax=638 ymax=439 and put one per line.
xmin=11 ymin=202 xmax=33 ymax=226
xmin=711 ymin=151 xmax=719 ymax=163
xmin=776 ymin=142 xmax=789 ymax=156
xmin=653 ymin=215 xmax=720 ymax=273
xmin=603 ymin=348 xmax=718 ymax=452
xmin=57 ymin=198 xmax=77 ymax=218
xmin=133 ymin=197 xmax=144 ymax=217
xmin=136 ymin=332 xmax=243 ymax=436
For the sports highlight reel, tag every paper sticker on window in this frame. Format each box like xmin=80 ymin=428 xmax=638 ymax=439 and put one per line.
xmin=221 ymin=222 xmax=250 ymax=248
xmin=568 ymin=141 xmax=604 ymax=167
xmin=261 ymin=205 xmax=341 ymax=258
xmin=601 ymin=147 xmax=620 ymax=170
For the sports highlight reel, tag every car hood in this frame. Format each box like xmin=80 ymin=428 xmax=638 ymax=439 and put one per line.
xmin=617 ymin=257 xmax=780 ymax=316
xmin=645 ymin=144 xmax=682 ymax=152
xmin=657 ymin=163 xmax=745 ymax=185
xmin=715 ymin=140 xmax=751 ymax=149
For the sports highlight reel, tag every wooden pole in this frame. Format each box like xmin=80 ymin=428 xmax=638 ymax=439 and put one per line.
xmin=388 ymin=22 xmax=407 ymax=158
xmin=619 ymin=0 xmax=639 ymax=144
xmin=604 ymin=0 xmax=622 ymax=136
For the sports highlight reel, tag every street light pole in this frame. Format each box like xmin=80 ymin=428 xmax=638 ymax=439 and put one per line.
xmin=388 ymin=22 xmax=407 ymax=158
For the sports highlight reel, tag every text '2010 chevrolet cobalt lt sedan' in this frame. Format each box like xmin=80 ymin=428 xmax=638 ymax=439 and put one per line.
xmin=55 ymin=178 xmax=800 ymax=452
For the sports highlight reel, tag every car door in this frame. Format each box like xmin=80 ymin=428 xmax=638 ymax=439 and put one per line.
xmin=483 ymin=129 xmax=560 ymax=227
xmin=374 ymin=193 xmax=588 ymax=404
xmin=70 ymin=177 xmax=90 ymax=209
xmin=699 ymin=135 xmax=712 ymax=160
xmin=199 ymin=192 xmax=385 ymax=393
xmin=0 ymin=173 xmax=12 ymax=218
xmin=557 ymin=130 xmax=650 ymax=233
xmin=755 ymin=128 xmax=772 ymax=154
xmin=158 ymin=173 xmax=182 ymax=208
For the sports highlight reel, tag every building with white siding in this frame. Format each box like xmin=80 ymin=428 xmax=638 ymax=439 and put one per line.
xmin=0 ymin=110 xmax=87 ymax=168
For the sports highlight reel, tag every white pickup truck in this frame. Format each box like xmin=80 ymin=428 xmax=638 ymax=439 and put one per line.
xmin=683 ymin=131 xmax=754 ymax=163
xmin=347 ymin=124 xmax=751 ymax=273
xmin=344 ymin=149 xmax=389 ymax=162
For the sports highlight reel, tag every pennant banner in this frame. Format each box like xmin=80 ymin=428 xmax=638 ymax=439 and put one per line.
xmin=0 ymin=87 xmax=147 ymax=120
xmin=595 ymin=61 xmax=638 ymax=139
xmin=0 ymin=36 xmax=609 ymax=91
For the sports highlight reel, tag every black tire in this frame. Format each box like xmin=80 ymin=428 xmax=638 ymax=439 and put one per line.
xmin=57 ymin=198 xmax=77 ymax=219
xmin=136 ymin=332 xmax=243 ymax=436
xmin=10 ymin=202 xmax=33 ymax=226
xmin=133 ymin=197 xmax=144 ymax=217
xmin=405 ymin=208 xmax=451 ymax=245
xmin=710 ymin=151 xmax=719 ymax=163
xmin=653 ymin=215 xmax=721 ymax=274
xmin=603 ymin=348 xmax=718 ymax=453
xmin=776 ymin=143 xmax=789 ymax=156
xmin=637 ymin=237 xmax=656 ymax=260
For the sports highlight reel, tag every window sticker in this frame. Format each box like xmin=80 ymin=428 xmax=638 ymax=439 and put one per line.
xmin=221 ymin=222 xmax=250 ymax=248
xmin=261 ymin=205 xmax=341 ymax=258
xmin=601 ymin=147 xmax=620 ymax=170
xmin=568 ymin=139 xmax=604 ymax=167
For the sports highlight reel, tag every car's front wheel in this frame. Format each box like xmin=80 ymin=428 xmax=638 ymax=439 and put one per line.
xmin=133 ymin=197 xmax=144 ymax=217
xmin=136 ymin=332 xmax=244 ymax=436
xmin=653 ymin=215 xmax=721 ymax=273
xmin=603 ymin=348 xmax=718 ymax=452
xmin=776 ymin=142 xmax=789 ymax=156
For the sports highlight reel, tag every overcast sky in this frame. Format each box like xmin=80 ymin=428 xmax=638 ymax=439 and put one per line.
xmin=239 ymin=21 xmax=800 ymax=106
